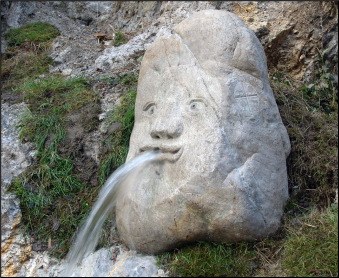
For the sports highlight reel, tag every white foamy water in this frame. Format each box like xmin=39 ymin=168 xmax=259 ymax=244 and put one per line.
xmin=60 ymin=150 xmax=159 ymax=277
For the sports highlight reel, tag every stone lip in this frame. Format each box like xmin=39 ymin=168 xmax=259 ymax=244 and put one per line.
xmin=140 ymin=144 xmax=183 ymax=163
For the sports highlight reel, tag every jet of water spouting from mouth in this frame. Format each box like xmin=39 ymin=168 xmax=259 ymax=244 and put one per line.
xmin=60 ymin=150 xmax=160 ymax=277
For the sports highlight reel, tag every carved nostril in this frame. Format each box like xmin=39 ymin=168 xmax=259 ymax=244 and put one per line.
xmin=150 ymin=117 xmax=183 ymax=139
xmin=151 ymin=132 xmax=161 ymax=139
xmin=151 ymin=130 xmax=177 ymax=140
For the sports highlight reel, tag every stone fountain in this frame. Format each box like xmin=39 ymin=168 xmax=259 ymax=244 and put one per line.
xmin=115 ymin=9 xmax=291 ymax=254
xmin=62 ymin=9 xmax=291 ymax=276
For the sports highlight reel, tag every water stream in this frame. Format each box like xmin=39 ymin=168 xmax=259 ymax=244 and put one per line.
xmin=60 ymin=150 xmax=159 ymax=277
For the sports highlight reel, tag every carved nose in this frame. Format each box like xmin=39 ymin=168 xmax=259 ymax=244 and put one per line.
xmin=150 ymin=116 xmax=183 ymax=139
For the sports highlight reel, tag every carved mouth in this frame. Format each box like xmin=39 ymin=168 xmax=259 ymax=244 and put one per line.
xmin=140 ymin=145 xmax=183 ymax=163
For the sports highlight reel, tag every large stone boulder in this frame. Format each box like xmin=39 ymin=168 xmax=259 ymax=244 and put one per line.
xmin=118 ymin=10 xmax=291 ymax=254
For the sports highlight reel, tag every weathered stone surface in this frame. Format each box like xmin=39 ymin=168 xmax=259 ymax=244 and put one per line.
xmin=3 ymin=1 xmax=336 ymax=80
xmin=94 ymin=25 xmax=172 ymax=74
xmin=96 ymin=1 xmax=337 ymax=82
xmin=1 ymin=103 xmax=36 ymax=189
xmin=1 ymin=103 xmax=36 ymax=277
xmin=1 ymin=191 xmax=32 ymax=277
xmin=17 ymin=246 xmax=166 ymax=277
xmin=37 ymin=247 xmax=167 ymax=277
xmin=116 ymin=10 xmax=291 ymax=254
xmin=17 ymin=251 xmax=60 ymax=277
xmin=66 ymin=247 xmax=165 ymax=277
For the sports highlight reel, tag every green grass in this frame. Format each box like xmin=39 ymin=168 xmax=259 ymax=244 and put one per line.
xmin=4 ymin=22 xmax=60 ymax=47
xmin=10 ymin=71 xmax=137 ymax=257
xmin=4 ymin=24 xmax=132 ymax=258
xmin=282 ymin=204 xmax=338 ymax=277
xmin=98 ymin=72 xmax=138 ymax=185
xmin=158 ymin=241 xmax=256 ymax=277
xmin=1 ymin=52 xmax=54 ymax=85
xmin=10 ymin=75 xmax=100 ymax=258
xmin=5 ymin=26 xmax=97 ymax=257
xmin=15 ymin=75 xmax=98 ymax=145
xmin=114 ymin=31 xmax=128 ymax=47
xmin=1 ymin=22 xmax=59 ymax=92
xmin=300 ymin=52 xmax=338 ymax=114
xmin=15 ymin=75 xmax=96 ymax=114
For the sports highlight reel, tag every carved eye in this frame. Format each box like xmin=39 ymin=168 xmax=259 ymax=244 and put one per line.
xmin=143 ymin=103 xmax=156 ymax=116
xmin=188 ymin=99 xmax=205 ymax=113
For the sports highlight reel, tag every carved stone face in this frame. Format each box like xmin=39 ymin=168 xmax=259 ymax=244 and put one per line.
xmin=115 ymin=10 xmax=291 ymax=254
xmin=127 ymin=64 xmax=223 ymax=184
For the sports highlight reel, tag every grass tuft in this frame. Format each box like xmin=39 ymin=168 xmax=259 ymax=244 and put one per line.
xmin=114 ymin=31 xmax=129 ymax=47
xmin=158 ymin=241 xmax=256 ymax=277
xmin=1 ymin=22 xmax=59 ymax=94
xmin=4 ymin=22 xmax=60 ymax=48
xmin=10 ymin=74 xmax=100 ymax=258
xmin=282 ymin=204 xmax=338 ymax=277
xmin=1 ymin=52 xmax=54 ymax=89
xmin=15 ymin=75 xmax=96 ymax=113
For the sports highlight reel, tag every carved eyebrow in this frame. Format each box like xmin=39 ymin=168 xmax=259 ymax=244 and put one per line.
xmin=143 ymin=102 xmax=155 ymax=111
xmin=189 ymin=98 xmax=207 ymax=105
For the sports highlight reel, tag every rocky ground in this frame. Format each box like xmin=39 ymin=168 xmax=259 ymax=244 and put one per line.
xmin=1 ymin=1 xmax=337 ymax=277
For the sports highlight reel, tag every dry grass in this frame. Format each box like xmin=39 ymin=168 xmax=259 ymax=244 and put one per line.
xmin=271 ymin=72 xmax=338 ymax=208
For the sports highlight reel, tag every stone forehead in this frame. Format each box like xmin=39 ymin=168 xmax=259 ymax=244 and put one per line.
xmin=137 ymin=40 xmax=223 ymax=113
xmin=140 ymin=10 xmax=267 ymax=82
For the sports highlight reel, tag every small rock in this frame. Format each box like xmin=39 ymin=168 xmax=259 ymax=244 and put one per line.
xmin=61 ymin=68 xmax=72 ymax=76
xmin=299 ymin=54 xmax=305 ymax=62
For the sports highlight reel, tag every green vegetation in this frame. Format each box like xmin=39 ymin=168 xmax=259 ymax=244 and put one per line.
xmin=301 ymin=51 xmax=338 ymax=114
xmin=158 ymin=242 xmax=256 ymax=277
xmin=271 ymin=68 xmax=337 ymax=207
xmin=4 ymin=23 xmax=136 ymax=257
xmin=1 ymin=52 xmax=54 ymax=91
xmin=282 ymin=204 xmax=338 ymax=277
xmin=98 ymin=72 xmax=138 ymax=186
xmin=5 ymin=22 xmax=102 ymax=258
xmin=11 ymin=75 xmax=100 ymax=258
xmin=1 ymin=22 xmax=58 ymax=92
xmin=4 ymin=21 xmax=60 ymax=48
xmin=16 ymin=75 xmax=97 ymax=113
xmin=114 ymin=31 xmax=129 ymax=47
xmin=94 ymin=72 xmax=138 ymax=250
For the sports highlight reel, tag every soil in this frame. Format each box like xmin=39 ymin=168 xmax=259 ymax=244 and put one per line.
xmin=60 ymin=102 xmax=101 ymax=188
